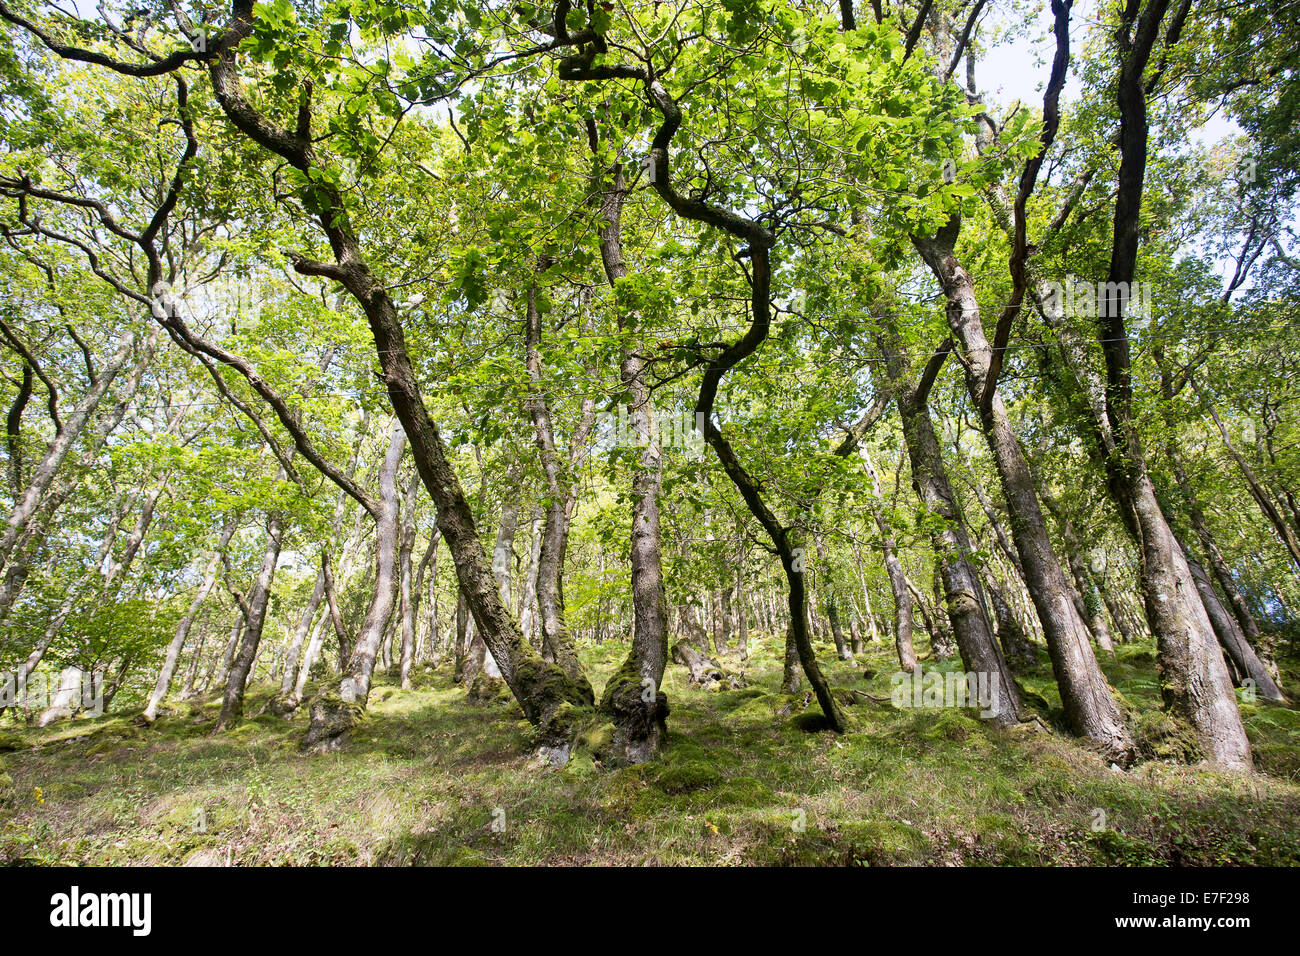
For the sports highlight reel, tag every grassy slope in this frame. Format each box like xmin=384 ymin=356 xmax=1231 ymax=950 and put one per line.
xmin=1 ymin=634 xmax=1298 ymax=866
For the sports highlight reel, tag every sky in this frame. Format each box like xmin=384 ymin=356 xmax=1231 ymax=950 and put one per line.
xmin=979 ymin=0 xmax=1239 ymax=143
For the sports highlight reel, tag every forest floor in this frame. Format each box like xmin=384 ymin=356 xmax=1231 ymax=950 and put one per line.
xmin=1 ymin=635 xmax=1299 ymax=866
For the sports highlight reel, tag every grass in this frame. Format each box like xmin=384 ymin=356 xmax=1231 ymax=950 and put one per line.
xmin=1 ymin=633 xmax=1298 ymax=866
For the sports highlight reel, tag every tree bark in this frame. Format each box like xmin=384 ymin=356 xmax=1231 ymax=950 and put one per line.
xmin=879 ymin=330 xmax=1020 ymax=725
xmin=862 ymin=449 xmax=916 ymax=672
xmin=213 ymin=508 xmax=284 ymax=732
xmin=912 ymin=228 xmax=1132 ymax=760
xmin=397 ymin=470 xmax=421 ymax=689
xmin=524 ymin=273 xmax=596 ymax=693
xmin=144 ymin=517 xmax=238 ymax=722
xmin=1087 ymin=0 xmax=1251 ymax=769
xmin=203 ymin=15 xmax=592 ymax=744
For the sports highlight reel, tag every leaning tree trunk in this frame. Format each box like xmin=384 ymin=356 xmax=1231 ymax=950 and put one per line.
xmin=587 ymin=159 xmax=671 ymax=761
xmin=1181 ymin=539 xmax=1284 ymax=702
xmin=397 ymin=471 xmax=421 ymax=689
xmin=523 ymin=274 xmax=596 ymax=695
xmin=1040 ymin=487 xmax=1115 ymax=654
xmin=204 ymin=29 xmax=593 ymax=748
xmin=878 ymin=330 xmax=1020 ymax=726
xmin=984 ymin=571 xmax=1037 ymax=671
xmin=0 ymin=327 xmax=161 ymax=624
xmin=179 ymin=624 xmax=208 ymax=700
xmin=143 ymin=517 xmax=237 ymax=722
xmin=862 ymin=448 xmax=916 ymax=673
xmin=1082 ymin=3 xmax=1252 ymax=769
xmin=302 ymin=421 xmax=407 ymax=750
xmin=476 ymin=489 xmax=520 ymax=689
xmin=0 ymin=328 xmax=137 ymax=584
xmin=912 ymin=228 xmax=1132 ymax=761
xmin=1158 ymin=396 xmax=1283 ymax=702
xmin=213 ymin=508 xmax=285 ymax=732
xmin=1168 ymin=427 xmax=1280 ymax=656
xmin=334 ymin=424 xmax=403 ymax=703
xmin=1200 ymin=393 xmax=1300 ymax=576
xmin=688 ymin=244 xmax=845 ymax=731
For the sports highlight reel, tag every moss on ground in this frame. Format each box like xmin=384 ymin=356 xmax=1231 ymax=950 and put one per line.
xmin=0 ymin=633 xmax=1296 ymax=865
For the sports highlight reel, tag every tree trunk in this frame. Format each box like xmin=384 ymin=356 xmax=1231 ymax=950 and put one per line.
xmin=397 ymin=470 xmax=420 ymax=689
xmin=302 ymin=421 xmax=406 ymax=749
xmin=781 ymin=626 xmax=803 ymax=693
xmin=144 ymin=518 xmax=237 ymax=722
xmin=862 ymin=449 xmax=916 ymax=672
xmin=339 ymin=423 xmax=405 ymax=703
xmin=1182 ymin=540 xmax=1284 ymax=702
xmin=179 ymin=624 xmax=208 ymax=700
xmin=524 ymin=276 xmax=596 ymax=693
xmin=912 ymin=228 xmax=1132 ymax=760
xmin=280 ymin=567 xmax=326 ymax=699
xmin=213 ymin=509 xmax=284 ymax=732
xmin=1040 ymin=488 xmax=1115 ymax=654
xmin=733 ymin=553 xmax=749 ymax=660
xmin=411 ymin=529 xmax=437 ymax=662
xmin=878 ymin=330 xmax=1019 ymax=724
xmin=1083 ymin=2 xmax=1251 ymax=769
xmin=814 ymin=533 xmax=851 ymax=660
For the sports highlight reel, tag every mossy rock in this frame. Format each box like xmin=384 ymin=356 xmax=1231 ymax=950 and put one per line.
xmin=267 ymin=694 xmax=300 ymax=718
xmin=300 ymin=693 xmax=366 ymax=753
xmin=725 ymin=692 xmax=808 ymax=724
xmin=466 ymin=673 xmax=509 ymax=706
xmin=792 ymin=708 xmax=837 ymax=733
xmin=562 ymin=751 xmax=598 ymax=778
xmin=0 ymin=764 xmax=14 ymax=808
xmin=0 ymin=732 xmax=26 ymax=753
xmin=922 ymin=709 xmax=985 ymax=743
xmin=650 ymin=759 xmax=722 ymax=795
xmin=703 ymin=774 xmax=769 ymax=808
xmin=839 ymin=819 xmax=931 ymax=865
xmin=1133 ymin=709 xmax=1202 ymax=763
